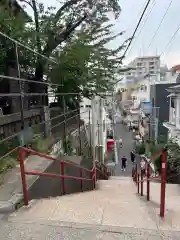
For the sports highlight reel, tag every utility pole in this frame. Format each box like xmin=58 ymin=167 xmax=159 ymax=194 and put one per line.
xmin=15 ymin=43 xmax=25 ymax=146
xmin=91 ymin=97 xmax=96 ymax=162
xmin=99 ymin=97 xmax=104 ymax=163
xmin=63 ymin=96 xmax=67 ymax=153
xmin=77 ymin=95 xmax=82 ymax=155
xmin=88 ymin=108 xmax=92 ymax=157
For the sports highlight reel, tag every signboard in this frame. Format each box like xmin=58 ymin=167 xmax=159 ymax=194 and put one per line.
xmin=141 ymin=101 xmax=152 ymax=114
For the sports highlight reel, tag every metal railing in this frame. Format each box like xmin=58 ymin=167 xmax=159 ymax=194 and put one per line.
xmin=132 ymin=148 xmax=167 ymax=218
xmin=18 ymin=147 xmax=97 ymax=206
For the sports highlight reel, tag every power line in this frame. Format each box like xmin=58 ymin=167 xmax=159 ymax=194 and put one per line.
xmin=0 ymin=30 xmax=57 ymax=64
xmin=128 ymin=0 xmax=156 ymax=56
xmin=160 ymin=21 xmax=180 ymax=56
xmin=122 ymin=0 xmax=153 ymax=58
xmin=147 ymin=0 xmax=173 ymax=51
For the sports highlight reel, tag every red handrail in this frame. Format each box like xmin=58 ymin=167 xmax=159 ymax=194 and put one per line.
xmin=18 ymin=147 xmax=96 ymax=206
xmin=132 ymin=148 xmax=167 ymax=218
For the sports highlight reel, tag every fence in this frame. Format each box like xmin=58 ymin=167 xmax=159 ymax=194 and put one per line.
xmin=132 ymin=148 xmax=167 ymax=218
xmin=18 ymin=147 xmax=96 ymax=206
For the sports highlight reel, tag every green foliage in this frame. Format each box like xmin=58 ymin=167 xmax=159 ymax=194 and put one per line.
xmin=31 ymin=135 xmax=50 ymax=154
xmin=135 ymin=143 xmax=146 ymax=155
xmin=0 ymin=138 xmax=19 ymax=175
xmin=166 ymin=138 xmax=180 ymax=176
xmin=154 ymin=155 xmax=161 ymax=174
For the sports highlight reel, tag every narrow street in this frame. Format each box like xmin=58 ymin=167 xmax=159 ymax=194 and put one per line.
xmin=113 ymin=122 xmax=140 ymax=176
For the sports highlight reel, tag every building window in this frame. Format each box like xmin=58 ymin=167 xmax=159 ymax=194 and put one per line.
xmin=140 ymin=85 xmax=147 ymax=91
xmin=137 ymin=62 xmax=142 ymax=66
xmin=171 ymin=98 xmax=175 ymax=108
xmin=103 ymin=120 xmax=105 ymax=132
xmin=132 ymin=96 xmax=137 ymax=100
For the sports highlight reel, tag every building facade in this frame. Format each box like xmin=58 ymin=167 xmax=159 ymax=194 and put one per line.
xmin=163 ymin=85 xmax=180 ymax=145
xmin=122 ymin=56 xmax=160 ymax=79
xmin=149 ymin=83 xmax=179 ymax=141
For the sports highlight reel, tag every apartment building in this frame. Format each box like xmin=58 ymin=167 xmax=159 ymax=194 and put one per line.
xmin=121 ymin=56 xmax=160 ymax=79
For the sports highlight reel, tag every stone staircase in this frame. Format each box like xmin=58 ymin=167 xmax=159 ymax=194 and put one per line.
xmin=1 ymin=177 xmax=180 ymax=239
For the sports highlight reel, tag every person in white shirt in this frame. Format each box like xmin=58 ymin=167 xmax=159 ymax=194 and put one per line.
xmin=140 ymin=159 xmax=146 ymax=176
xmin=118 ymin=138 xmax=122 ymax=147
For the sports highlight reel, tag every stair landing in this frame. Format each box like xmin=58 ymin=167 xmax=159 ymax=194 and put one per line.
xmin=1 ymin=177 xmax=180 ymax=239
xmin=7 ymin=177 xmax=171 ymax=229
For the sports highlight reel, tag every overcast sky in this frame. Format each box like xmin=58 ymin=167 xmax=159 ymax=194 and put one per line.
xmin=24 ymin=0 xmax=180 ymax=68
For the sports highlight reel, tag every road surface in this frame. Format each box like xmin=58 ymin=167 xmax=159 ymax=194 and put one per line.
xmin=113 ymin=121 xmax=140 ymax=176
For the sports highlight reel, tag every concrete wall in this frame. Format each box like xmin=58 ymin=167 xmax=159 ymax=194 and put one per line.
xmin=28 ymin=155 xmax=93 ymax=201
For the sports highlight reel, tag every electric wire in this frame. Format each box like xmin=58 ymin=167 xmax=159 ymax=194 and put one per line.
xmin=147 ymin=0 xmax=173 ymax=51
xmin=160 ymin=21 xmax=180 ymax=56
xmin=128 ymin=0 xmax=156 ymax=56
xmin=122 ymin=0 xmax=153 ymax=59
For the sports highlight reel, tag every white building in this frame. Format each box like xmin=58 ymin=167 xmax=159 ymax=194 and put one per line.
xmin=80 ymin=98 xmax=92 ymax=125
xmin=80 ymin=97 xmax=108 ymax=163
xmin=163 ymin=85 xmax=180 ymax=144
xmin=91 ymin=96 xmax=108 ymax=163
xmin=121 ymin=56 xmax=160 ymax=79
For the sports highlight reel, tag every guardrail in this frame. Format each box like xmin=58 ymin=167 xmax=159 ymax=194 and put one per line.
xmin=132 ymin=148 xmax=167 ymax=218
xmin=18 ymin=147 xmax=97 ymax=206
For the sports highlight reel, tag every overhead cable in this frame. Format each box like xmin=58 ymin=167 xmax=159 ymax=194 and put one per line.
xmin=128 ymin=0 xmax=156 ymax=56
xmin=160 ymin=21 xmax=180 ymax=56
xmin=122 ymin=0 xmax=153 ymax=58
xmin=147 ymin=0 xmax=173 ymax=51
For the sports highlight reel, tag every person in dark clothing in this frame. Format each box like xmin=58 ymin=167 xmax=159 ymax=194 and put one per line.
xmin=130 ymin=151 xmax=135 ymax=163
xmin=121 ymin=156 xmax=127 ymax=171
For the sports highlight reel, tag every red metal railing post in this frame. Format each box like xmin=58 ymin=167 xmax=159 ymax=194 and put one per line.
xmin=80 ymin=169 xmax=83 ymax=191
xmin=137 ymin=173 xmax=140 ymax=194
xmin=147 ymin=163 xmax=150 ymax=201
xmin=61 ymin=161 xmax=65 ymax=194
xmin=160 ymin=148 xmax=167 ymax=218
xmin=141 ymin=170 xmax=143 ymax=196
xmin=18 ymin=148 xmax=28 ymax=206
xmin=132 ymin=166 xmax=134 ymax=178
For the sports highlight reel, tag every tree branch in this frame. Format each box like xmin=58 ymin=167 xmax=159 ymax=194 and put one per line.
xmin=54 ymin=0 xmax=82 ymax=25
xmin=43 ymin=14 xmax=87 ymax=57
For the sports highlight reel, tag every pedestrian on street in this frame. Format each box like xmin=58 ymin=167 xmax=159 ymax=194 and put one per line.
xmin=121 ymin=156 xmax=127 ymax=171
xmin=140 ymin=158 xmax=146 ymax=177
xmin=118 ymin=138 xmax=123 ymax=147
xmin=130 ymin=150 xmax=135 ymax=163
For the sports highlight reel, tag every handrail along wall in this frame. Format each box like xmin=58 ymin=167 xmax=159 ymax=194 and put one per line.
xmin=18 ymin=147 xmax=96 ymax=206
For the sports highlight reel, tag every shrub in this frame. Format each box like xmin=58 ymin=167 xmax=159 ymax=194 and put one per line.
xmin=154 ymin=155 xmax=162 ymax=174
xmin=135 ymin=143 xmax=146 ymax=155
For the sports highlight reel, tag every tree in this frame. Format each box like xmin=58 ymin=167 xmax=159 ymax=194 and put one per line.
xmin=49 ymin=15 xmax=131 ymax=108
xmin=19 ymin=0 xmax=122 ymax=105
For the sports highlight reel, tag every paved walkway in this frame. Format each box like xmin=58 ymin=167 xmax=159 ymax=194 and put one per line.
xmin=113 ymin=122 xmax=140 ymax=176
xmin=1 ymin=177 xmax=180 ymax=239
